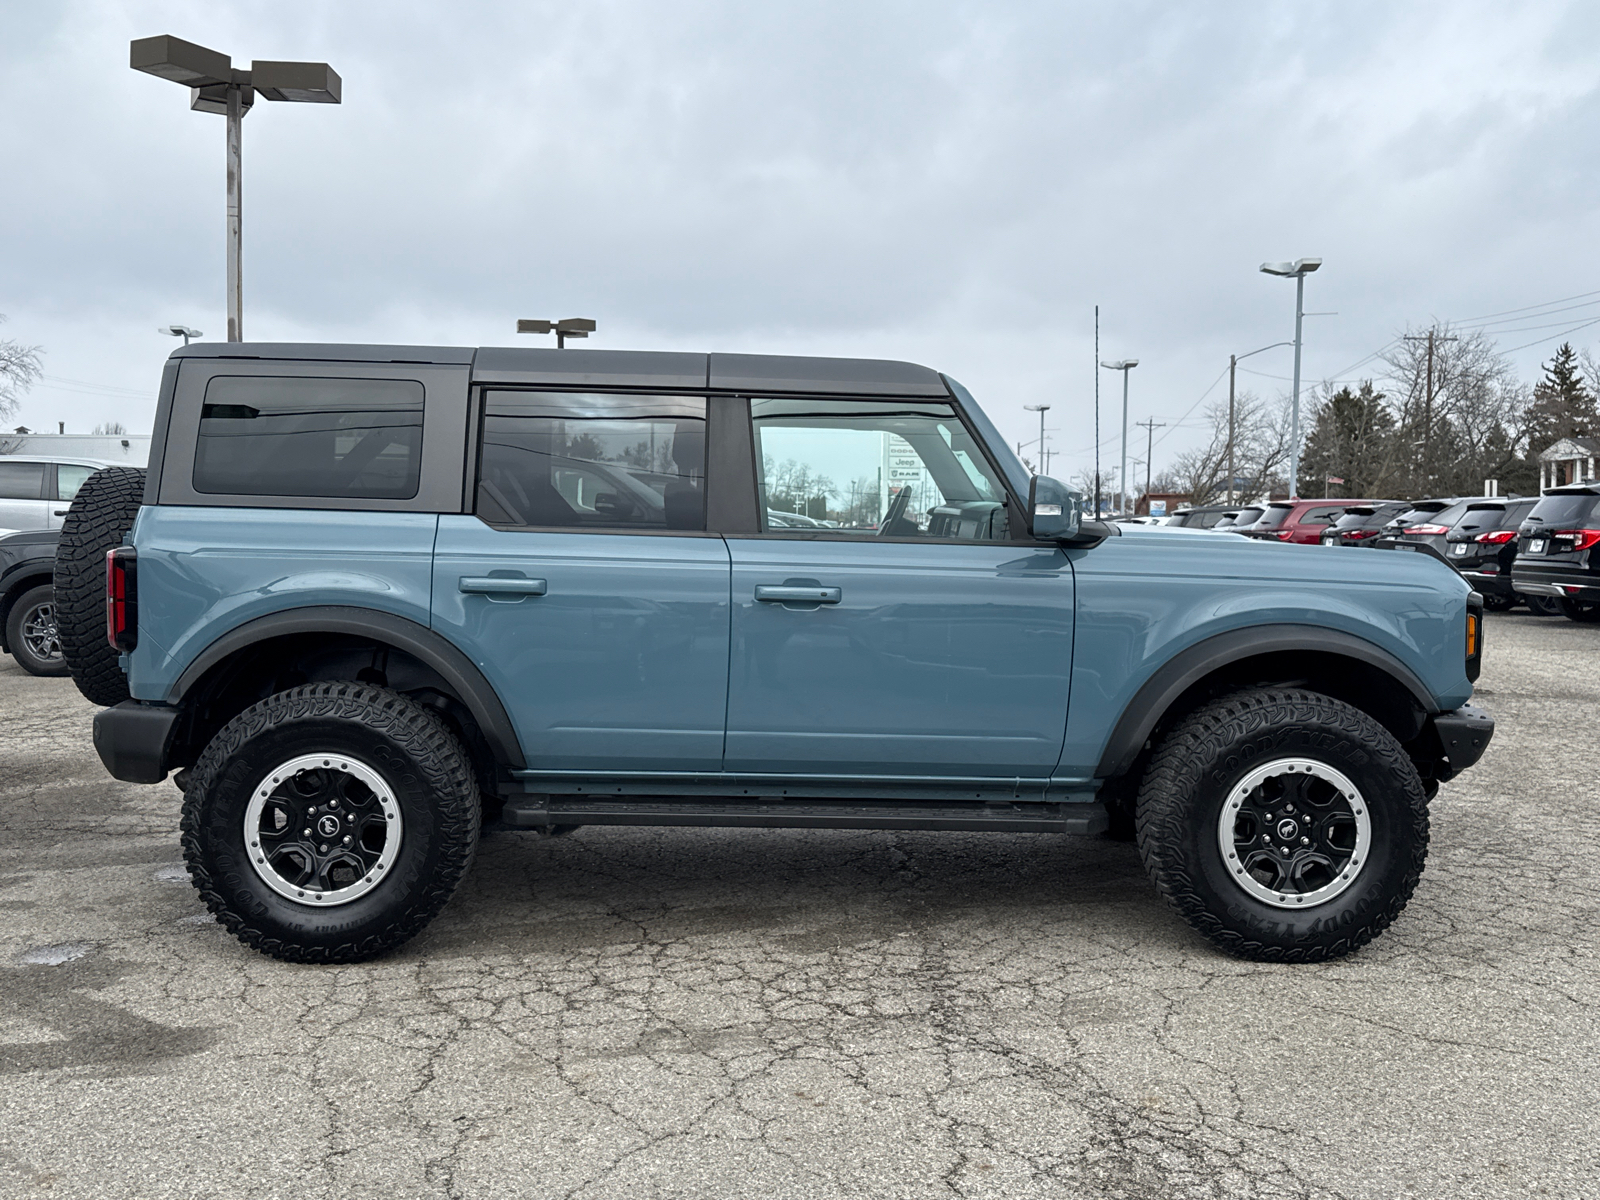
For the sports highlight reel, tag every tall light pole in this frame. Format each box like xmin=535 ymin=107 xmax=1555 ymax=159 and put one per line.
xmin=1100 ymin=359 xmax=1138 ymax=514
xmin=132 ymin=36 xmax=342 ymax=342
xmin=1226 ymin=341 xmax=1294 ymax=503
xmin=1259 ymin=258 xmax=1322 ymax=498
xmin=1023 ymin=404 xmax=1051 ymax=475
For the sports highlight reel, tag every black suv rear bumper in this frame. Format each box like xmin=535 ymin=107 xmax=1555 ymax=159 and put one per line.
xmin=1512 ymin=566 xmax=1600 ymax=602
xmin=93 ymin=701 xmax=180 ymax=784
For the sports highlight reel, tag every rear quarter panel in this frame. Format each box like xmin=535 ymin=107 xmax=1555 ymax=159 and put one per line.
xmin=1057 ymin=526 xmax=1475 ymax=777
xmin=125 ymin=506 xmax=438 ymax=701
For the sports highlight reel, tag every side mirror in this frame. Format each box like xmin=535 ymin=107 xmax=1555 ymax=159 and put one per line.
xmin=1028 ymin=476 xmax=1081 ymax=541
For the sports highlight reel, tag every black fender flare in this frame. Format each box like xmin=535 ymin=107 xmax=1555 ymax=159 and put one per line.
xmin=1093 ymin=624 xmax=1437 ymax=779
xmin=168 ymin=605 xmax=525 ymax=769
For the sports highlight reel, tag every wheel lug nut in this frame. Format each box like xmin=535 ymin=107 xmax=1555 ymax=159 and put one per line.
xmin=320 ymin=844 xmax=329 ymax=853
xmin=303 ymin=828 xmax=312 ymax=837
xmin=342 ymin=836 xmax=351 ymax=845
xmin=1301 ymin=837 xmax=1310 ymax=845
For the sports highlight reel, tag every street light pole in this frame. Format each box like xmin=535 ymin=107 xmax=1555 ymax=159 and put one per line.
xmin=1226 ymin=341 xmax=1294 ymax=504
xmin=132 ymin=36 xmax=342 ymax=344
xmin=1023 ymin=404 xmax=1050 ymax=475
xmin=1259 ymin=258 xmax=1322 ymax=499
xmin=1099 ymin=359 xmax=1138 ymax=514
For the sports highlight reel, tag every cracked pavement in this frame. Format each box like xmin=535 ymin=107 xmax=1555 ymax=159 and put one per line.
xmin=1 ymin=613 xmax=1596 ymax=1199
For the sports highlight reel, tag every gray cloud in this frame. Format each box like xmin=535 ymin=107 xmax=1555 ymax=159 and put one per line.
xmin=3 ymin=0 xmax=1599 ymax=474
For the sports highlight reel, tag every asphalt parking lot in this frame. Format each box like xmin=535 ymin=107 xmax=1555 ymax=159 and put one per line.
xmin=1 ymin=613 xmax=1596 ymax=1200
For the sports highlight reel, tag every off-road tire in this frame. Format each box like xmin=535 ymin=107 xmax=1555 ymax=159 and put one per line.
xmin=180 ymin=683 xmax=480 ymax=963
xmin=1136 ymin=687 xmax=1429 ymax=963
xmin=55 ymin=466 xmax=146 ymax=705
xmin=1559 ymin=598 xmax=1600 ymax=623
xmin=1525 ymin=594 xmax=1564 ymax=616
xmin=6 ymin=584 xmax=68 ymax=677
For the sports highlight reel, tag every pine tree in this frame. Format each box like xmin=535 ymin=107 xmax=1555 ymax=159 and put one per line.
xmin=1298 ymin=382 xmax=1396 ymax=497
xmin=1526 ymin=343 xmax=1598 ymax=451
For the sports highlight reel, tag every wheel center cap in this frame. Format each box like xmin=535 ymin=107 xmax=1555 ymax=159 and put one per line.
xmin=1276 ymin=818 xmax=1299 ymax=840
xmin=316 ymin=814 xmax=341 ymax=838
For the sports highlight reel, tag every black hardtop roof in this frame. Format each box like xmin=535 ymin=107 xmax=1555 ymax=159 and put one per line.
xmin=171 ymin=343 xmax=950 ymax=397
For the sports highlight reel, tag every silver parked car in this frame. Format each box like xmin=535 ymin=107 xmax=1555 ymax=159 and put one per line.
xmin=0 ymin=456 xmax=117 ymax=532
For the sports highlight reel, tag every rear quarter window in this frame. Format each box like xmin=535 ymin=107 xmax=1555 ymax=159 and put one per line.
xmin=193 ymin=376 xmax=424 ymax=499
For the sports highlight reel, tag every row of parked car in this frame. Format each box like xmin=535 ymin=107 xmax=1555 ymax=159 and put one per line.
xmin=1135 ymin=486 xmax=1600 ymax=623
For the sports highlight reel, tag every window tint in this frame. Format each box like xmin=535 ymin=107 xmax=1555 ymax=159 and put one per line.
xmin=1302 ymin=505 xmax=1346 ymax=525
xmin=1254 ymin=504 xmax=1295 ymax=530
xmin=0 ymin=462 xmax=45 ymax=501
xmin=1194 ymin=510 xmax=1231 ymax=528
xmin=193 ymin=376 xmax=424 ymax=499
xmin=750 ymin=398 xmax=1008 ymax=540
xmin=1524 ymin=492 xmax=1600 ymax=526
xmin=477 ymin=393 xmax=706 ymax=531
xmin=57 ymin=464 xmax=94 ymax=501
xmin=1455 ymin=503 xmax=1507 ymax=533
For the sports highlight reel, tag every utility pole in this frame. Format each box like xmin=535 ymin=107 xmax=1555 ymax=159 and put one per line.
xmin=1403 ymin=328 xmax=1457 ymax=494
xmin=1137 ymin=418 xmax=1165 ymax=509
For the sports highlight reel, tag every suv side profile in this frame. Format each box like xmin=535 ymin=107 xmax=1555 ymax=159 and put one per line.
xmin=62 ymin=343 xmax=1494 ymax=966
xmin=0 ymin=456 xmax=113 ymax=533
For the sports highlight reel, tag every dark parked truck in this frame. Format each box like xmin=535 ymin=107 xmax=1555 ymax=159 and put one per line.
xmin=56 ymin=344 xmax=1495 ymax=964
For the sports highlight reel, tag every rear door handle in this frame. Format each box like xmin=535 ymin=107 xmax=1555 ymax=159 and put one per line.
xmin=459 ymin=576 xmax=547 ymax=597
xmin=53 ymin=509 xmax=69 ymax=517
xmin=754 ymin=585 xmax=841 ymax=604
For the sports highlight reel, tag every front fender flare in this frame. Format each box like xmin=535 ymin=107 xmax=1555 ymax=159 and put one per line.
xmin=1093 ymin=623 xmax=1437 ymax=780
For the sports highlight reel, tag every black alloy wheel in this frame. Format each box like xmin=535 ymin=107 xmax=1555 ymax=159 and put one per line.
xmin=5 ymin=585 xmax=68 ymax=677
xmin=1525 ymin=594 xmax=1565 ymax=616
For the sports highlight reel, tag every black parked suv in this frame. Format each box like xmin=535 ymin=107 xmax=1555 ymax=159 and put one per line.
xmin=1446 ymin=499 xmax=1537 ymax=611
xmin=1167 ymin=504 xmax=1242 ymax=529
xmin=1375 ymin=497 xmax=1501 ymax=561
xmin=0 ymin=529 xmax=64 ymax=676
xmin=1321 ymin=502 xmax=1409 ymax=546
xmin=1511 ymin=485 xmax=1600 ymax=622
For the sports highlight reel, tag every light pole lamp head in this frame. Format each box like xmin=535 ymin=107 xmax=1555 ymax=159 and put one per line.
xmin=1100 ymin=359 xmax=1139 ymax=370
xmin=1260 ymin=258 xmax=1323 ymax=277
xmin=251 ymin=61 xmax=342 ymax=104
xmin=130 ymin=35 xmax=232 ymax=87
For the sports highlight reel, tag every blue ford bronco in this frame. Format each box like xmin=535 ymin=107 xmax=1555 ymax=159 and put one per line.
xmin=55 ymin=344 xmax=1494 ymax=964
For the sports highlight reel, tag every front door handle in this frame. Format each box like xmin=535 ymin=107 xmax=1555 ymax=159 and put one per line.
xmin=459 ymin=576 xmax=548 ymax=597
xmin=754 ymin=585 xmax=841 ymax=604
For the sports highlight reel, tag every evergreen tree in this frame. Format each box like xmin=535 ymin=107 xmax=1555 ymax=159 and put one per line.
xmin=1298 ymin=382 xmax=1396 ymax=497
xmin=1525 ymin=343 xmax=1598 ymax=451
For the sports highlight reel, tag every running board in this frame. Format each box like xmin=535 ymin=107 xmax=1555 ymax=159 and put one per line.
xmin=500 ymin=797 xmax=1108 ymax=835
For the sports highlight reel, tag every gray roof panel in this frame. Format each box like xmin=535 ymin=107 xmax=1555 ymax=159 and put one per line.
xmin=472 ymin=347 xmax=708 ymax=390
xmin=709 ymin=353 xmax=948 ymax=396
xmin=172 ymin=343 xmax=475 ymax=364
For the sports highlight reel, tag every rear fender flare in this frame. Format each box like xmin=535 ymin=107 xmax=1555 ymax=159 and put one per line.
xmin=168 ymin=605 xmax=525 ymax=769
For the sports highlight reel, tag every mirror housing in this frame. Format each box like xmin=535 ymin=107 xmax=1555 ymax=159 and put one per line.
xmin=1028 ymin=476 xmax=1081 ymax=541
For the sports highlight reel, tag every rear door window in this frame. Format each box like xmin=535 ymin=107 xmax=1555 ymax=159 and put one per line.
xmin=193 ymin=376 xmax=424 ymax=499
xmin=1253 ymin=505 xmax=1294 ymax=530
xmin=476 ymin=392 xmax=707 ymax=531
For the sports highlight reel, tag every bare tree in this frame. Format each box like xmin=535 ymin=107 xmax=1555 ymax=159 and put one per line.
xmin=1166 ymin=389 xmax=1292 ymax=504
xmin=0 ymin=314 xmax=43 ymax=423
xmin=93 ymin=421 xmax=129 ymax=436
xmin=1380 ymin=325 xmax=1527 ymax=496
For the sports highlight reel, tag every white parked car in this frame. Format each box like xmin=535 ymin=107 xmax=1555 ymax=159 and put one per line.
xmin=0 ymin=456 xmax=117 ymax=532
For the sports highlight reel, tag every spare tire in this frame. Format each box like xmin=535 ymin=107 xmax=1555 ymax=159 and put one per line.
xmin=56 ymin=466 xmax=146 ymax=707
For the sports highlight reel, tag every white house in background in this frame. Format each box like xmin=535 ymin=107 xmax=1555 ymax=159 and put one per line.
xmin=1538 ymin=435 xmax=1598 ymax=491
xmin=0 ymin=432 xmax=151 ymax=466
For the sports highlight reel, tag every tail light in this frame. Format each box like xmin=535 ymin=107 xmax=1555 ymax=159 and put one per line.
xmin=1474 ymin=530 xmax=1517 ymax=545
xmin=106 ymin=547 xmax=138 ymax=652
xmin=1345 ymin=529 xmax=1380 ymax=540
xmin=1275 ymin=530 xmax=1293 ymax=540
xmin=1552 ymin=529 xmax=1600 ymax=552
xmin=1406 ymin=523 xmax=1449 ymax=536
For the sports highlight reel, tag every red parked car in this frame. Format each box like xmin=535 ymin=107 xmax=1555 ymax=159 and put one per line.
xmin=1240 ymin=499 xmax=1369 ymax=544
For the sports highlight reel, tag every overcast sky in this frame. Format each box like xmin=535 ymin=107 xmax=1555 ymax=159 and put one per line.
xmin=5 ymin=0 xmax=1600 ymax=481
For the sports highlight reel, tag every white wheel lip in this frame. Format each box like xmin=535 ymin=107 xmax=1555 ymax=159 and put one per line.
xmin=1216 ymin=757 xmax=1372 ymax=910
xmin=243 ymin=753 xmax=403 ymax=908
